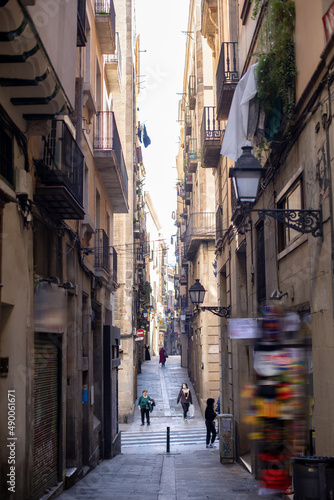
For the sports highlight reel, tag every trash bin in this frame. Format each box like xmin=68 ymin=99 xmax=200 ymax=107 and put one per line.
xmin=219 ymin=414 xmax=234 ymax=464
xmin=292 ymin=456 xmax=334 ymax=499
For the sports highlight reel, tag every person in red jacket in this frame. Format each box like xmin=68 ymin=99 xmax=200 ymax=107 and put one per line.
xmin=159 ymin=347 xmax=167 ymax=367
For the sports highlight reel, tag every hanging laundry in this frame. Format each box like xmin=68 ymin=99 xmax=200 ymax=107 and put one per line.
xmin=221 ymin=63 xmax=258 ymax=162
xmin=143 ymin=124 xmax=151 ymax=148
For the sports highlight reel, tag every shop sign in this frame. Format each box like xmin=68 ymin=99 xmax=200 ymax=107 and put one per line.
xmin=228 ymin=318 xmax=259 ymax=339
xmin=34 ymin=281 xmax=66 ymax=333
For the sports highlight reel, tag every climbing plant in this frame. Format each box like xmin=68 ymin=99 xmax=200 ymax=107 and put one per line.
xmin=252 ymin=0 xmax=296 ymax=138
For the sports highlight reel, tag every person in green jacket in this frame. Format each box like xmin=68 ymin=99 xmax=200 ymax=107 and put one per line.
xmin=138 ymin=389 xmax=152 ymax=426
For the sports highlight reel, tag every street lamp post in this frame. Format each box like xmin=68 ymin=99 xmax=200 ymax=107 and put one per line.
xmin=229 ymin=145 xmax=323 ymax=238
xmin=189 ymin=279 xmax=230 ymax=318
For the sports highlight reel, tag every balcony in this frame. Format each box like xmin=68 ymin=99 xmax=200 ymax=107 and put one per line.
xmin=185 ymin=192 xmax=191 ymax=205
xmin=184 ymin=212 xmax=215 ymax=258
xmin=188 ymin=75 xmax=196 ymax=110
xmin=0 ymin=0 xmax=71 ymax=120
xmin=216 ymin=42 xmax=239 ymax=120
xmin=200 ymin=106 xmax=223 ymax=168
xmin=185 ymin=106 xmax=192 ymax=136
xmin=110 ymin=246 xmax=117 ymax=283
xmin=180 ymin=267 xmax=188 ymax=285
xmin=185 ymin=174 xmax=193 ymax=192
xmin=95 ymin=0 xmax=116 ymax=54
xmin=134 ymin=220 xmax=141 ymax=239
xmin=95 ymin=229 xmax=118 ymax=283
xmin=34 ymin=119 xmax=84 ymax=220
xmin=104 ymin=32 xmax=122 ymax=94
xmin=93 ymin=111 xmax=128 ymax=213
xmin=136 ymin=246 xmax=144 ymax=267
xmin=187 ymin=138 xmax=198 ymax=173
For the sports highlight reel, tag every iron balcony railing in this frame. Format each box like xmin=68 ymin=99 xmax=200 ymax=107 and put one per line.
xmin=93 ymin=111 xmax=128 ymax=201
xmin=201 ymin=106 xmax=223 ymax=142
xmin=188 ymin=75 xmax=196 ymax=109
xmin=95 ymin=229 xmax=110 ymax=273
xmin=216 ymin=42 xmax=239 ymax=120
xmin=185 ymin=105 xmax=192 ymax=136
xmin=187 ymin=137 xmax=197 ymax=173
xmin=94 ymin=232 xmax=117 ymax=282
xmin=111 ymin=246 xmax=117 ymax=282
xmin=103 ymin=31 xmax=122 ymax=85
xmin=39 ymin=119 xmax=83 ymax=206
xmin=95 ymin=0 xmax=116 ymax=32
xmin=200 ymin=106 xmax=223 ymax=168
xmin=217 ymin=42 xmax=238 ymax=85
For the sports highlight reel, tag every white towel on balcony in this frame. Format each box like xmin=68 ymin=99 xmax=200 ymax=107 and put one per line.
xmin=220 ymin=63 xmax=258 ymax=162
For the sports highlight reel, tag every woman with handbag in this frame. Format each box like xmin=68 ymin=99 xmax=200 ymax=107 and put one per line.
xmin=177 ymin=383 xmax=193 ymax=420
xmin=138 ymin=389 xmax=152 ymax=426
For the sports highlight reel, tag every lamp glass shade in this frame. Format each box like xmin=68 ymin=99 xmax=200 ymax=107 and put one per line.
xmin=189 ymin=279 xmax=206 ymax=305
xmin=232 ymin=171 xmax=262 ymax=203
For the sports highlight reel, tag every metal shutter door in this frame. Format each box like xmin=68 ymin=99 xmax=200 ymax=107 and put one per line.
xmin=33 ymin=339 xmax=59 ymax=496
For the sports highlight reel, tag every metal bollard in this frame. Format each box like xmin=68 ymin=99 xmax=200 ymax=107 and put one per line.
xmin=166 ymin=426 xmax=170 ymax=453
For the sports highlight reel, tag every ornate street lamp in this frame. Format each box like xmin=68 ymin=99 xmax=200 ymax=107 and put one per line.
xmin=229 ymin=145 xmax=323 ymax=238
xmin=189 ymin=279 xmax=230 ymax=318
xmin=229 ymin=145 xmax=265 ymax=203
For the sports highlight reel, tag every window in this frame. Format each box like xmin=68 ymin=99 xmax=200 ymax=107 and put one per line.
xmin=278 ymin=178 xmax=303 ymax=251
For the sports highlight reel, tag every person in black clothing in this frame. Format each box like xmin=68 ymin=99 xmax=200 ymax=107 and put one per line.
xmin=177 ymin=383 xmax=193 ymax=420
xmin=205 ymin=398 xmax=217 ymax=448
xmin=145 ymin=344 xmax=150 ymax=361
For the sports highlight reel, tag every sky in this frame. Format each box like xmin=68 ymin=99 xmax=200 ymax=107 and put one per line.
xmin=135 ymin=0 xmax=190 ymax=266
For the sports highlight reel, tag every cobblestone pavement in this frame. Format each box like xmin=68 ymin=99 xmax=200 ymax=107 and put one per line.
xmin=55 ymin=356 xmax=285 ymax=500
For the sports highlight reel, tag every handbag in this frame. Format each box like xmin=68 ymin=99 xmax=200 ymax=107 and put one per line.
xmin=189 ymin=403 xmax=195 ymax=418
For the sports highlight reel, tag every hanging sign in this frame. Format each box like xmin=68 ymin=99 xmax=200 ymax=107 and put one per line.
xmin=228 ymin=318 xmax=259 ymax=339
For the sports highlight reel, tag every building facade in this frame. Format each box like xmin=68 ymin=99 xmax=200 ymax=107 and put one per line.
xmin=0 ymin=0 xmax=136 ymax=497
xmin=199 ymin=0 xmax=334 ymax=479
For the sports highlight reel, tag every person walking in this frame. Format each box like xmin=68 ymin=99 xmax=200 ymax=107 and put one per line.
xmin=145 ymin=344 xmax=151 ymax=361
xmin=177 ymin=383 xmax=193 ymax=420
xmin=159 ymin=346 xmax=167 ymax=367
xmin=205 ymin=398 xmax=217 ymax=448
xmin=138 ymin=389 xmax=152 ymax=426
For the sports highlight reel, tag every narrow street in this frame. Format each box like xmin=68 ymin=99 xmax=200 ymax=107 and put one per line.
xmin=56 ymin=356 xmax=266 ymax=500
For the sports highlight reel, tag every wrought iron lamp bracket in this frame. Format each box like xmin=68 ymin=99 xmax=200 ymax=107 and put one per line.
xmin=243 ymin=207 xmax=323 ymax=238
xmin=200 ymin=306 xmax=231 ymax=318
